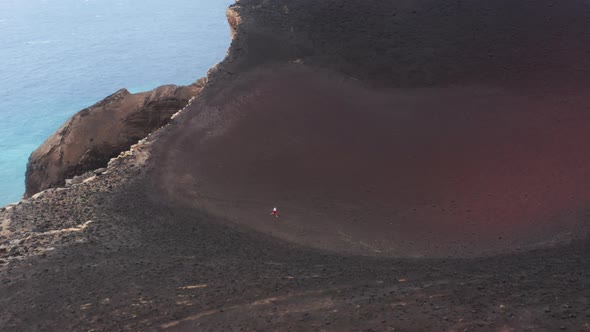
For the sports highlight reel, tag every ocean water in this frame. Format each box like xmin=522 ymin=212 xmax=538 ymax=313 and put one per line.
xmin=0 ymin=0 xmax=233 ymax=206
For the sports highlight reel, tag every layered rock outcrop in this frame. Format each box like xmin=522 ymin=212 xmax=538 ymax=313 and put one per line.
xmin=24 ymin=80 xmax=205 ymax=197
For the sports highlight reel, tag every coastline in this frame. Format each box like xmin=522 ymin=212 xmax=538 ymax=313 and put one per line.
xmin=0 ymin=0 xmax=233 ymax=206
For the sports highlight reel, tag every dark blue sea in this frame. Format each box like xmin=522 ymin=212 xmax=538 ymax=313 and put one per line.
xmin=0 ymin=0 xmax=233 ymax=206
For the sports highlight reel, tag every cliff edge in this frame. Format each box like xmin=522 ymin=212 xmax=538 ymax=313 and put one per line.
xmin=24 ymin=80 xmax=204 ymax=197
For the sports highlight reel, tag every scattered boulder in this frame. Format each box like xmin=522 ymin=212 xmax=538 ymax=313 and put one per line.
xmin=24 ymin=80 xmax=205 ymax=197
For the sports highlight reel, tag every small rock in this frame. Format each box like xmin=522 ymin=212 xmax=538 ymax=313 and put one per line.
xmin=94 ymin=168 xmax=107 ymax=175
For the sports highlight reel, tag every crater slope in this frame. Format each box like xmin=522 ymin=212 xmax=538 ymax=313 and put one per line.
xmin=156 ymin=0 xmax=590 ymax=257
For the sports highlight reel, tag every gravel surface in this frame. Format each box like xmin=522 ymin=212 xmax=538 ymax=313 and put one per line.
xmin=0 ymin=157 xmax=588 ymax=331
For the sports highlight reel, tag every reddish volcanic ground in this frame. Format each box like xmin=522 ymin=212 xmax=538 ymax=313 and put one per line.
xmin=157 ymin=67 xmax=590 ymax=257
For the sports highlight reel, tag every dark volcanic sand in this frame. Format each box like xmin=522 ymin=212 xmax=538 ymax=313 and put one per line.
xmin=158 ymin=66 xmax=590 ymax=257
xmin=2 ymin=0 xmax=590 ymax=330
xmin=1 ymin=175 xmax=589 ymax=331
xmin=162 ymin=0 xmax=590 ymax=257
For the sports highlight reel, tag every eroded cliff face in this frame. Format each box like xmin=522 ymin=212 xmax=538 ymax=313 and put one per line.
xmin=24 ymin=80 xmax=205 ymax=197
xmin=226 ymin=6 xmax=242 ymax=39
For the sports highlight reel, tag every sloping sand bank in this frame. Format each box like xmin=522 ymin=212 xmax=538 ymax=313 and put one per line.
xmin=157 ymin=66 xmax=590 ymax=257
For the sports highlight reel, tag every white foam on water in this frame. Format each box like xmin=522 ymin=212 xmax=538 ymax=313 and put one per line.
xmin=26 ymin=40 xmax=53 ymax=45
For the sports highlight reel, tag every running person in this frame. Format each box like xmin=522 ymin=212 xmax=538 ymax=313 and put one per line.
xmin=270 ymin=207 xmax=278 ymax=218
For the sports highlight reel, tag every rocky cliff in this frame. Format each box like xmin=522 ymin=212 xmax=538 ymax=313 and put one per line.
xmin=24 ymin=80 xmax=205 ymax=197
